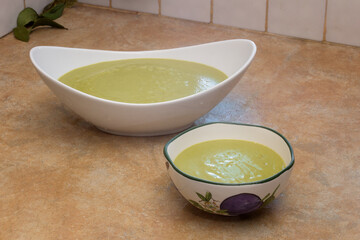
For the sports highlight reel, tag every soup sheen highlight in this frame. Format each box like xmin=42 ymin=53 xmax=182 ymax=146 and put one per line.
xmin=174 ymin=139 xmax=286 ymax=184
xmin=58 ymin=58 xmax=228 ymax=103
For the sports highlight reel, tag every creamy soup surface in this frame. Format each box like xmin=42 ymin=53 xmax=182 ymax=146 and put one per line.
xmin=174 ymin=139 xmax=286 ymax=184
xmin=58 ymin=58 xmax=228 ymax=103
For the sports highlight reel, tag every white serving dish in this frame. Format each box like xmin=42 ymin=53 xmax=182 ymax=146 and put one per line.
xmin=30 ymin=39 xmax=256 ymax=136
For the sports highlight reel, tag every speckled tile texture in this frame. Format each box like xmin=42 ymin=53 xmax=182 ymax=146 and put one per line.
xmin=0 ymin=5 xmax=359 ymax=240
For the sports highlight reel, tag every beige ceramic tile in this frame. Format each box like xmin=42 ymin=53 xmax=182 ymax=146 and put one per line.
xmin=268 ymin=0 xmax=326 ymax=41
xmin=0 ymin=0 xmax=23 ymax=37
xmin=25 ymin=0 xmax=53 ymax=14
xmin=213 ymin=0 xmax=266 ymax=31
xmin=162 ymin=0 xmax=211 ymax=23
xmin=112 ymin=0 xmax=159 ymax=14
xmin=326 ymin=0 xmax=360 ymax=47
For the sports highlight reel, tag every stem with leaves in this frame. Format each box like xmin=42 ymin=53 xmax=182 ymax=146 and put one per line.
xmin=13 ymin=0 xmax=77 ymax=42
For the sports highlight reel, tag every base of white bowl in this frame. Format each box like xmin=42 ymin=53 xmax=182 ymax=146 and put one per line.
xmin=96 ymin=123 xmax=194 ymax=136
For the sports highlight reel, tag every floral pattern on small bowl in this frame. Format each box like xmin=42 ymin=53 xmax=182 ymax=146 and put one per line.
xmin=189 ymin=184 xmax=280 ymax=216
xmin=189 ymin=191 xmax=229 ymax=215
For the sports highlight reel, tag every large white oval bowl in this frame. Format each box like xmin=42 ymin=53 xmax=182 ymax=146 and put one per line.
xmin=30 ymin=39 xmax=256 ymax=136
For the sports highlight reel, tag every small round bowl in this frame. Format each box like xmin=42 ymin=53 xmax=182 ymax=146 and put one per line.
xmin=163 ymin=122 xmax=294 ymax=216
xmin=29 ymin=39 xmax=256 ymax=136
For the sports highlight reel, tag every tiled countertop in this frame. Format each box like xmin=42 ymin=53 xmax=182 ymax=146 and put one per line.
xmin=1 ymin=5 xmax=359 ymax=239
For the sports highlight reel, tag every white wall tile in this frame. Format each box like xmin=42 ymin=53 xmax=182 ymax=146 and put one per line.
xmin=112 ymin=0 xmax=159 ymax=14
xmin=268 ymin=0 xmax=326 ymax=41
xmin=0 ymin=0 xmax=24 ymax=37
xmin=78 ymin=0 xmax=110 ymax=7
xmin=213 ymin=0 xmax=266 ymax=31
xmin=162 ymin=0 xmax=211 ymax=23
xmin=326 ymin=0 xmax=360 ymax=47
xmin=25 ymin=0 xmax=53 ymax=14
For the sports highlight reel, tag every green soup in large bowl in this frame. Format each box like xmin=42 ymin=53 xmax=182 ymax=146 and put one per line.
xmin=58 ymin=58 xmax=228 ymax=104
xmin=30 ymin=39 xmax=256 ymax=136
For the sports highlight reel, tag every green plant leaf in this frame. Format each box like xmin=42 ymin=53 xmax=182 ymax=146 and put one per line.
xmin=17 ymin=7 xmax=38 ymax=28
xmin=205 ymin=192 xmax=212 ymax=202
xmin=13 ymin=1 xmax=72 ymax=42
xmin=33 ymin=17 xmax=67 ymax=29
xmin=13 ymin=26 xmax=30 ymax=42
xmin=196 ymin=192 xmax=208 ymax=202
xmin=43 ymin=2 xmax=55 ymax=13
xmin=41 ymin=3 xmax=65 ymax=20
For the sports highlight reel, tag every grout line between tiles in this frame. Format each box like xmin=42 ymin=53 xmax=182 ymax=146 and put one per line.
xmin=323 ymin=0 xmax=328 ymax=42
xmin=265 ymin=0 xmax=269 ymax=32
xmin=210 ymin=0 xmax=214 ymax=23
xmin=158 ymin=0 xmax=161 ymax=16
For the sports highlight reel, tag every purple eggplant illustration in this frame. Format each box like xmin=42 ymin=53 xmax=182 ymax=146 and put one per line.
xmin=189 ymin=184 xmax=280 ymax=216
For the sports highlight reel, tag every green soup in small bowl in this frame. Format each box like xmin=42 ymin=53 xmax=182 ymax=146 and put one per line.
xmin=164 ymin=122 xmax=294 ymax=216
xmin=173 ymin=139 xmax=286 ymax=184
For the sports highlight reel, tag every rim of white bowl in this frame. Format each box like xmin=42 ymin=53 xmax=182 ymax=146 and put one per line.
xmin=163 ymin=122 xmax=295 ymax=186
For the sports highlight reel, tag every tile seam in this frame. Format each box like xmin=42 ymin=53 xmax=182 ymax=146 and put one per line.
xmin=158 ymin=0 xmax=161 ymax=15
xmin=265 ymin=0 xmax=269 ymax=32
xmin=323 ymin=0 xmax=328 ymax=42
xmin=210 ymin=0 xmax=213 ymax=23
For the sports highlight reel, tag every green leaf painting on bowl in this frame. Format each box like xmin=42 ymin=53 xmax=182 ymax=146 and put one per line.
xmin=189 ymin=191 xmax=229 ymax=215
